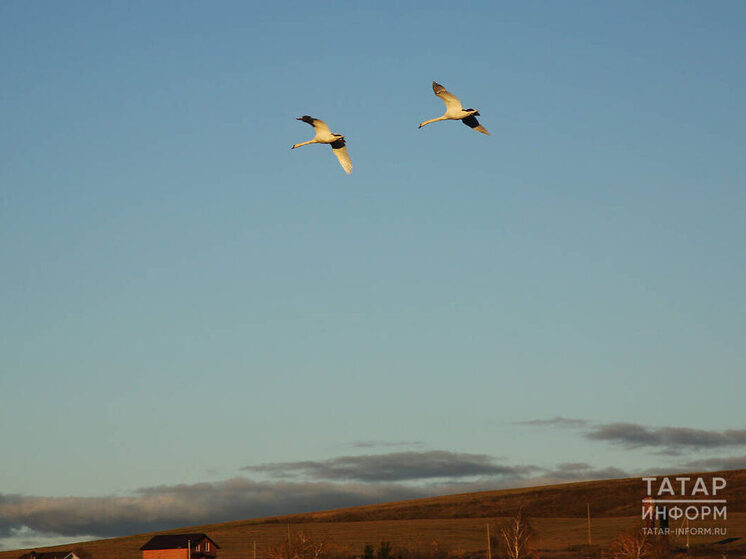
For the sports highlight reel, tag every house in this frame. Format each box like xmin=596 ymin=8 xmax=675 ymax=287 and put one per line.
xmin=140 ymin=534 xmax=219 ymax=559
xmin=18 ymin=552 xmax=81 ymax=559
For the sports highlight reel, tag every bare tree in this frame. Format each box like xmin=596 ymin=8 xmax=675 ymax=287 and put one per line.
xmin=266 ymin=531 xmax=329 ymax=559
xmin=499 ymin=510 xmax=537 ymax=559
xmin=296 ymin=532 xmax=328 ymax=559
xmin=609 ymin=524 xmax=670 ymax=559
xmin=609 ymin=527 xmax=649 ymax=559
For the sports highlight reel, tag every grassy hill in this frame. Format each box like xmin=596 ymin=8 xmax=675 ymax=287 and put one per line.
xmin=2 ymin=470 xmax=743 ymax=559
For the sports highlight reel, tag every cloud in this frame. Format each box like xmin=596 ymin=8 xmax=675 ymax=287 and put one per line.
xmin=429 ymin=463 xmax=632 ymax=493
xmin=0 ymin=452 xmax=630 ymax=547
xmin=346 ymin=441 xmax=426 ymax=450
xmin=242 ymin=451 xmax=537 ymax=482
xmin=0 ymin=468 xmax=615 ymax=546
xmin=538 ymin=462 xmax=629 ymax=482
xmin=680 ymin=455 xmax=746 ymax=471
xmin=585 ymin=423 xmax=746 ymax=451
xmin=518 ymin=418 xmax=746 ymax=453
xmin=0 ymin=479 xmax=429 ymax=541
xmin=514 ymin=417 xmax=589 ymax=428
xmin=0 ymin=526 xmax=95 ymax=552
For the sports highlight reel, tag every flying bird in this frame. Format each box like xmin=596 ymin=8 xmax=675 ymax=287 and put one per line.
xmin=418 ymin=81 xmax=490 ymax=135
xmin=291 ymin=116 xmax=353 ymax=174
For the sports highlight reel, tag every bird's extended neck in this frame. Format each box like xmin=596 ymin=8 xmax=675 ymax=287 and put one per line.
xmin=291 ymin=139 xmax=318 ymax=149
xmin=419 ymin=116 xmax=448 ymax=128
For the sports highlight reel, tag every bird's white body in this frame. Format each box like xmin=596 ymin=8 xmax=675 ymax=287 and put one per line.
xmin=292 ymin=116 xmax=353 ymax=174
xmin=419 ymin=81 xmax=490 ymax=135
xmin=293 ymin=118 xmax=340 ymax=145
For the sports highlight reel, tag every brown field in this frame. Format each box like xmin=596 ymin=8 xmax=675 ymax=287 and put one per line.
xmin=2 ymin=470 xmax=743 ymax=559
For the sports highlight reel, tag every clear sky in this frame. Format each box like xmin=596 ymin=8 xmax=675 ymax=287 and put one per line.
xmin=1 ymin=0 xmax=745 ymax=551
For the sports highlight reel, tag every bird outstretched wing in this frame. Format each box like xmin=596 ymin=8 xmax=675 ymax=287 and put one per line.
xmin=330 ymin=138 xmax=353 ymax=174
xmin=461 ymin=114 xmax=490 ymax=135
xmin=432 ymin=81 xmax=463 ymax=112
xmin=297 ymin=115 xmax=332 ymax=135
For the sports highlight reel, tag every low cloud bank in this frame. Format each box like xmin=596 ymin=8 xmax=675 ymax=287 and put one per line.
xmin=586 ymin=423 xmax=746 ymax=450
xmin=519 ymin=418 xmax=746 ymax=452
xmin=0 ymin=479 xmax=424 ymax=541
xmin=242 ymin=451 xmax=537 ymax=481
xmin=0 ymin=453 xmax=626 ymax=546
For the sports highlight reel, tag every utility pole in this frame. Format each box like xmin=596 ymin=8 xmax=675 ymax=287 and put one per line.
xmin=587 ymin=503 xmax=592 ymax=546
xmin=486 ymin=523 xmax=492 ymax=559
xmin=253 ymin=541 xmax=256 ymax=559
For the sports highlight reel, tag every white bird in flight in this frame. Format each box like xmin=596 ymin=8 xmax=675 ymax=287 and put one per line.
xmin=419 ymin=81 xmax=490 ymax=136
xmin=291 ymin=116 xmax=353 ymax=175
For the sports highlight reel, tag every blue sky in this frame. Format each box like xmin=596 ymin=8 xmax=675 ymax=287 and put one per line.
xmin=1 ymin=0 xmax=745 ymax=551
